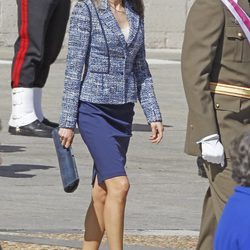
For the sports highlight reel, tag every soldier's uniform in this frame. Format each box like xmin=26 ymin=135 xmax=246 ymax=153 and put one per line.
xmin=12 ymin=0 xmax=71 ymax=89
xmin=181 ymin=0 xmax=250 ymax=249
xmin=8 ymin=0 xmax=71 ymax=137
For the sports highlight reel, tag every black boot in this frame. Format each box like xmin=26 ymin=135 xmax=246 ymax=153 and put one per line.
xmin=42 ymin=118 xmax=59 ymax=128
xmin=8 ymin=120 xmax=53 ymax=138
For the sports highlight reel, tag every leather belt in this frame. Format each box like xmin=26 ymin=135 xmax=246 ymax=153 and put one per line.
xmin=210 ymin=82 xmax=250 ymax=99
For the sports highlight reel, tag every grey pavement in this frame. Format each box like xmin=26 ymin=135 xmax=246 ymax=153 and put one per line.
xmin=0 ymin=233 xmax=170 ymax=250
xmin=0 ymin=48 xmax=207 ymax=249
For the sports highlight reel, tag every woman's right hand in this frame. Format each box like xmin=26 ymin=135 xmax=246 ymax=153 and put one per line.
xmin=58 ymin=128 xmax=75 ymax=149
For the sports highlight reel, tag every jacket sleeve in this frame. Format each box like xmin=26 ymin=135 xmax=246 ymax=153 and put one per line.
xmin=134 ymin=19 xmax=162 ymax=124
xmin=59 ymin=1 xmax=91 ymax=128
xmin=181 ymin=0 xmax=224 ymax=141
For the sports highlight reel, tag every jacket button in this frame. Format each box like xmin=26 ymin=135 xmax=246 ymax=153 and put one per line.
xmin=120 ymin=72 xmax=124 ymax=75
xmin=216 ymin=103 xmax=220 ymax=109
xmin=237 ymin=32 xmax=243 ymax=38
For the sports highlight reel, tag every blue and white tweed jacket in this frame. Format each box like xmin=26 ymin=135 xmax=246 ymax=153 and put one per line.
xmin=59 ymin=0 xmax=162 ymax=128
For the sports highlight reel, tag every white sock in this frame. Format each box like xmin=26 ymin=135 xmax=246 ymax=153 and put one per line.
xmin=9 ymin=88 xmax=38 ymax=127
xmin=34 ymin=87 xmax=44 ymax=122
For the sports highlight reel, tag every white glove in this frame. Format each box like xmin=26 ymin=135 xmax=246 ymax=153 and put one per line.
xmin=197 ymin=134 xmax=225 ymax=167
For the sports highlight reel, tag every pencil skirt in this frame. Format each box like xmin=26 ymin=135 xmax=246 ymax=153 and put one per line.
xmin=77 ymin=101 xmax=135 ymax=184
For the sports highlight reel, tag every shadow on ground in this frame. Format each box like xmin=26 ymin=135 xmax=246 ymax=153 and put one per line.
xmin=0 ymin=164 xmax=54 ymax=178
xmin=0 ymin=145 xmax=26 ymax=153
xmin=132 ymin=123 xmax=171 ymax=132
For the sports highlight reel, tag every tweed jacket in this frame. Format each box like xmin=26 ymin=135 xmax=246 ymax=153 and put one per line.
xmin=181 ymin=0 xmax=250 ymax=157
xmin=59 ymin=0 xmax=162 ymax=128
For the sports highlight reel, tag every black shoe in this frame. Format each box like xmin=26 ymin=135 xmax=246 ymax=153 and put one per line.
xmin=8 ymin=120 xmax=53 ymax=138
xmin=42 ymin=118 xmax=59 ymax=128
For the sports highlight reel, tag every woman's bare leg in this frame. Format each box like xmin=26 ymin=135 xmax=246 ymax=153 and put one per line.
xmin=82 ymin=178 xmax=107 ymax=250
xmin=104 ymin=176 xmax=130 ymax=250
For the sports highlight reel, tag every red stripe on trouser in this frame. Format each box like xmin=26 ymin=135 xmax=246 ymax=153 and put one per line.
xmin=12 ymin=0 xmax=29 ymax=88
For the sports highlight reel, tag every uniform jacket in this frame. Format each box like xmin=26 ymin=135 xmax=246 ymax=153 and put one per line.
xmin=59 ymin=0 xmax=162 ymax=128
xmin=181 ymin=0 xmax=250 ymax=156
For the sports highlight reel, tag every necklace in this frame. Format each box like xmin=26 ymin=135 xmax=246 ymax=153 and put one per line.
xmin=109 ymin=4 xmax=126 ymax=13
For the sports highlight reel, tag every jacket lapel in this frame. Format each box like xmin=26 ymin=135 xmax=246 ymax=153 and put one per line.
xmin=98 ymin=0 xmax=140 ymax=48
xmin=98 ymin=0 xmax=127 ymax=48
xmin=125 ymin=2 xmax=140 ymax=47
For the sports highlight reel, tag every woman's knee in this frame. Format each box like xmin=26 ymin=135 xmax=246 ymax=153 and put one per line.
xmin=92 ymin=183 xmax=107 ymax=205
xmin=106 ymin=176 xmax=130 ymax=201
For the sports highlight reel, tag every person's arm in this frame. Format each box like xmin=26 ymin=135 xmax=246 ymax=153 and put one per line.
xmin=59 ymin=2 xmax=91 ymax=129
xmin=182 ymin=0 xmax=226 ymax=165
xmin=134 ymin=19 xmax=162 ymax=124
xmin=181 ymin=0 xmax=225 ymax=141
xmin=59 ymin=2 xmax=91 ymax=148
xmin=134 ymin=19 xmax=163 ymax=143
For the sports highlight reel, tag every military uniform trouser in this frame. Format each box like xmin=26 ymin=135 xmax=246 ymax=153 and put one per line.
xmin=11 ymin=0 xmax=70 ymax=89
xmin=196 ymin=96 xmax=250 ymax=250
xmin=196 ymin=160 xmax=236 ymax=250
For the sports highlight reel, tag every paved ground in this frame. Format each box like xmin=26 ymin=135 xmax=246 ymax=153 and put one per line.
xmin=0 ymin=47 xmax=207 ymax=249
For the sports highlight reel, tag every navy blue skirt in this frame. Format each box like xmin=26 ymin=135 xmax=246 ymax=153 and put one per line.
xmin=77 ymin=101 xmax=135 ymax=184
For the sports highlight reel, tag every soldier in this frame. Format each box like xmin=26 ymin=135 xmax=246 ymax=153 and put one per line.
xmin=8 ymin=0 xmax=71 ymax=137
xmin=181 ymin=0 xmax=250 ymax=249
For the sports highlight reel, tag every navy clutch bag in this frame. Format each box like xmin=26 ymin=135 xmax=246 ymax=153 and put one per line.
xmin=52 ymin=128 xmax=79 ymax=193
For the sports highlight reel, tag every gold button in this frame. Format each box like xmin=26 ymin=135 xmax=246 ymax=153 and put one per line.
xmin=238 ymin=32 xmax=243 ymax=38
xmin=216 ymin=103 xmax=220 ymax=109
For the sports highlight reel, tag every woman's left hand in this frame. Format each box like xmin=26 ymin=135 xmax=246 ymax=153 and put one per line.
xmin=150 ymin=122 xmax=164 ymax=144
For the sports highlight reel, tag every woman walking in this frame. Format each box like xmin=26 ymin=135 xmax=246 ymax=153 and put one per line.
xmin=59 ymin=0 xmax=164 ymax=249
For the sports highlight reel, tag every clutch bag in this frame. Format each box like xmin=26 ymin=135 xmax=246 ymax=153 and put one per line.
xmin=52 ymin=128 xmax=79 ymax=193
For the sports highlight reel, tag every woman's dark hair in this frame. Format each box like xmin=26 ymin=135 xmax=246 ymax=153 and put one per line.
xmin=126 ymin=0 xmax=144 ymax=16
xmin=230 ymin=133 xmax=250 ymax=186
xmin=93 ymin=0 xmax=144 ymax=16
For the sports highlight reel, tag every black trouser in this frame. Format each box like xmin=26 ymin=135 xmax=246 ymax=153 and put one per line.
xmin=11 ymin=0 xmax=70 ymax=88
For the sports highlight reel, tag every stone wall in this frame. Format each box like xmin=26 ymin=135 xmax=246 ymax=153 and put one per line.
xmin=0 ymin=0 xmax=194 ymax=49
